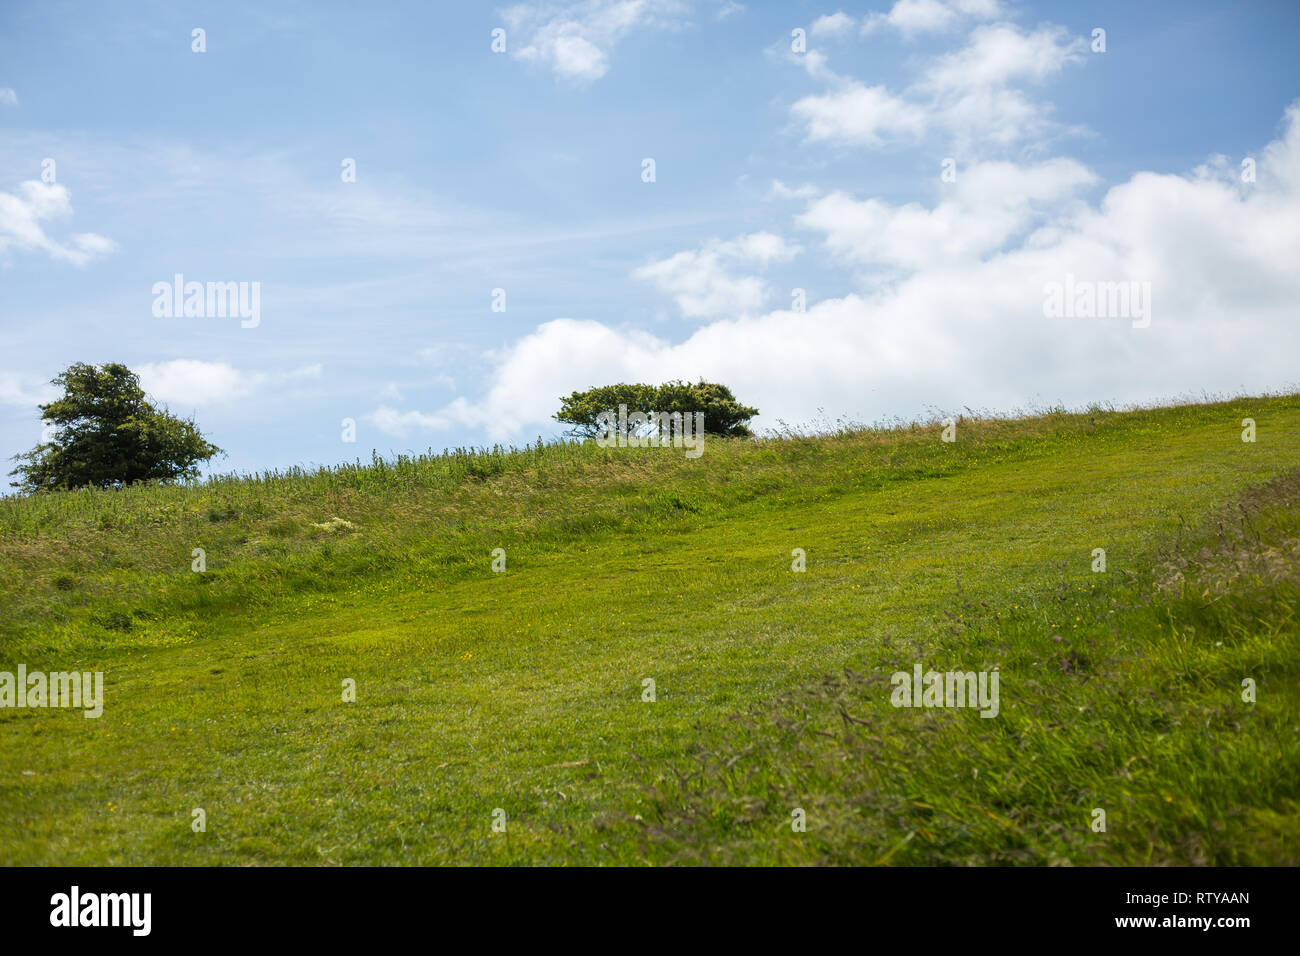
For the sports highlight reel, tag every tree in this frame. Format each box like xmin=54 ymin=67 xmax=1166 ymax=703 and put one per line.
xmin=555 ymin=380 xmax=759 ymax=439
xmin=9 ymin=362 xmax=223 ymax=493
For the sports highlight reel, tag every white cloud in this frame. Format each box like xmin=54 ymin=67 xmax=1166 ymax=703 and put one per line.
xmin=786 ymin=47 xmax=836 ymax=83
xmin=767 ymin=179 xmax=820 ymax=201
xmin=369 ymin=405 xmax=453 ymax=436
xmin=633 ymin=231 xmax=799 ymax=317
xmin=0 ymin=371 xmax=58 ymax=409
xmin=810 ymin=12 xmax=856 ymax=39
xmin=789 ymin=22 xmax=1088 ymax=152
xmin=367 ymin=319 xmax=683 ymax=440
xmin=137 ymin=360 xmax=322 ymax=407
xmin=862 ymin=0 xmax=1002 ymax=37
xmin=792 ymin=81 xmax=928 ymax=148
xmin=501 ymin=0 xmax=688 ymax=84
xmin=401 ymin=102 xmax=1300 ymax=440
xmin=0 ymin=88 xmax=17 ymax=107
xmin=726 ymin=231 xmax=799 ymax=263
xmin=922 ymin=21 xmax=1086 ymax=92
xmin=921 ymin=24 xmax=1088 ymax=152
xmin=1 ymin=363 xmax=321 ymax=416
xmin=0 ymin=181 xmax=117 ymax=266
xmin=798 ymin=158 xmax=1097 ymax=273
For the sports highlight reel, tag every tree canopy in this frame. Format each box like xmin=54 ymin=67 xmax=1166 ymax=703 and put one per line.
xmin=9 ymin=362 xmax=223 ymax=493
xmin=555 ymin=380 xmax=759 ymax=439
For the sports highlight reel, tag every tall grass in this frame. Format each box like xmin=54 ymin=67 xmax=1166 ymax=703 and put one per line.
xmin=1 ymin=391 xmax=1296 ymax=864
xmin=3 ymin=395 xmax=1294 ymax=665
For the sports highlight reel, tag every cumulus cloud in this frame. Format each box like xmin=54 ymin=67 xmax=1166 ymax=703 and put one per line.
xmin=0 ymin=362 xmax=319 ymax=416
xmin=368 ymin=406 xmax=452 ymax=436
xmin=0 ymin=181 xmax=117 ymax=266
xmin=810 ymin=12 xmax=856 ymax=40
xmin=368 ymin=320 xmax=688 ymax=440
xmin=501 ymin=0 xmax=688 ymax=84
xmin=861 ymin=0 xmax=1003 ymax=37
xmin=790 ymin=22 xmax=1087 ymax=152
xmin=0 ymin=371 xmax=58 ymax=409
xmin=767 ymin=179 xmax=821 ymax=201
xmin=925 ymin=23 xmax=1084 ymax=90
xmin=137 ymin=360 xmax=322 ymax=407
xmin=792 ymin=81 xmax=928 ymax=148
xmin=798 ymin=158 xmax=1097 ymax=274
xmin=0 ymin=88 xmax=17 ymax=107
xmin=788 ymin=47 xmax=839 ymax=83
xmin=388 ymin=102 xmax=1300 ymax=439
xmin=632 ymin=231 xmax=800 ymax=318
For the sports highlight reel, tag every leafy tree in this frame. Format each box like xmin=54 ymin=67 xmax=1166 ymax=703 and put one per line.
xmin=9 ymin=362 xmax=223 ymax=493
xmin=553 ymin=383 xmax=658 ymax=439
xmin=555 ymin=380 xmax=758 ymax=439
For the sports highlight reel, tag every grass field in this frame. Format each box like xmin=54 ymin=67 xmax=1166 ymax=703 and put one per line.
xmin=1 ymin=394 xmax=1297 ymax=865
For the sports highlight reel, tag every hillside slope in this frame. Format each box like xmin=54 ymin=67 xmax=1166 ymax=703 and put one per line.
xmin=1 ymin=395 xmax=1297 ymax=865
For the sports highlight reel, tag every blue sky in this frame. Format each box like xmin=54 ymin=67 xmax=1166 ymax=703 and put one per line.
xmin=2 ymin=0 xmax=1299 ymax=481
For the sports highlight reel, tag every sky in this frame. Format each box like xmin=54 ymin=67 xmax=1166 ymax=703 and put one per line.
xmin=1 ymin=0 xmax=1299 ymax=481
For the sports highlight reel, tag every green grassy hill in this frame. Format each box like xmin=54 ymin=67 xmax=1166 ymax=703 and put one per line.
xmin=1 ymin=394 xmax=1297 ymax=865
